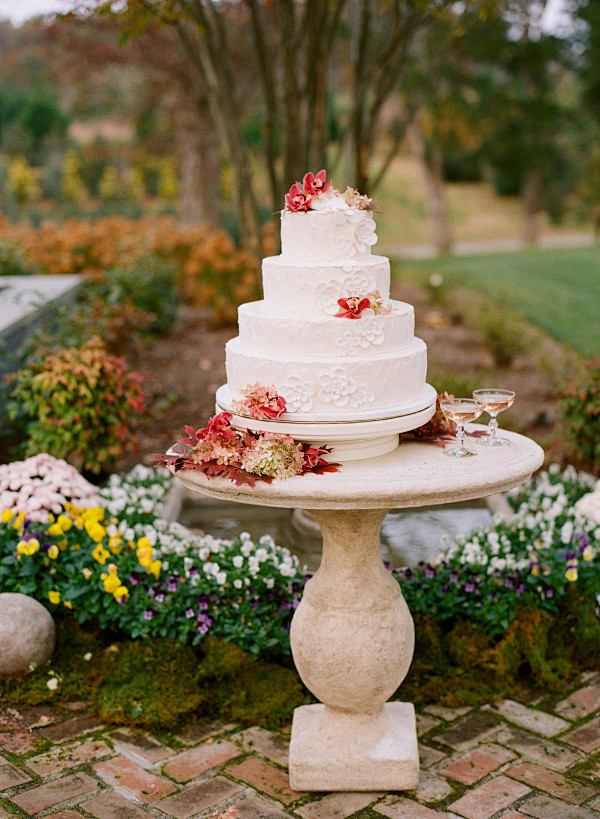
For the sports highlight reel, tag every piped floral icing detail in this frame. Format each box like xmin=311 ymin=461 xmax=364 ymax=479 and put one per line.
xmin=354 ymin=218 xmax=378 ymax=253
xmin=316 ymin=369 xmax=375 ymax=410
xmin=279 ymin=376 xmax=315 ymax=412
xmin=232 ymin=383 xmax=286 ymax=420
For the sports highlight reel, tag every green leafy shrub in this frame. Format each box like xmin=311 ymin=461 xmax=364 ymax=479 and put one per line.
xmin=558 ymin=358 xmax=600 ymax=472
xmin=479 ymin=309 xmax=529 ymax=367
xmin=91 ymin=255 xmax=180 ymax=335
xmin=0 ymin=240 xmax=33 ymax=275
xmin=6 ymin=337 xmax=146 ymax=474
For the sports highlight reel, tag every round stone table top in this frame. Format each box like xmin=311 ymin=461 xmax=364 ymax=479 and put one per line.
xmin=173 ymin=426 xmax=545 ymax=511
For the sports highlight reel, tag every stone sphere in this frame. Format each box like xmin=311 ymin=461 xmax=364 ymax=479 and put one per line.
xmin=0 ymin=593 xmax=56 ymax=674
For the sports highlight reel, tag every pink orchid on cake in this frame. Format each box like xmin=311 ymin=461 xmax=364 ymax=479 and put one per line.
xmin=334 ymin=292 xmax=392 ymax=319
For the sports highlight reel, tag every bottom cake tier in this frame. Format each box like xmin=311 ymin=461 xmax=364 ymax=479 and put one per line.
xmin=225 ymin=337 xmax=428 ymax=420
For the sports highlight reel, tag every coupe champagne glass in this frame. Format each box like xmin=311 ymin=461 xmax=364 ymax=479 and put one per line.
xmin=472 ymin=389 xmax=516 ymax=446
xmin=440 ymin=398 xmax=483 ymax=457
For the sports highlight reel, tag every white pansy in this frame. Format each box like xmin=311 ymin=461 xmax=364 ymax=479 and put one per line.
xmin=215 ymin=572 xmax=227 ymax=585
xmin=233 ymin=555 xmax=244 ymax=568
xmin=234 ymin=579 xmax=243 ymax=589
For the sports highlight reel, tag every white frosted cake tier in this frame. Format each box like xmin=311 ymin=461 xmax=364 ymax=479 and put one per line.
xmin=237 ymin=300 xmax=415 ymax=358
xmin=225 ymin=336 xmax=428 ymax=417
xmin=263 ymin=256 xmax=390 ymax=316
xmin=281 ymin=209 xmax=378 ymax=262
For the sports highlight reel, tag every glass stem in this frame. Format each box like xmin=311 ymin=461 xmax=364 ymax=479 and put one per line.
xmin=488 ymin=415 xmax=498 ymax=439
xmin=457 ymin=421 xmax=465 ymax=450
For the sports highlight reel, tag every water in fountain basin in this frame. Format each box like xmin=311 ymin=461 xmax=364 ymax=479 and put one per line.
xmin=178 ymin=498 xmax=491 ymax=573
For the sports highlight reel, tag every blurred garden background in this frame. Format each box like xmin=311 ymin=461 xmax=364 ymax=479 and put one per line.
xmin=0 ymin=0 xmax=600 ymax=743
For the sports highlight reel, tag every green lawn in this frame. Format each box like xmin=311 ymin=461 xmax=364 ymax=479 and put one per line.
xmin=392 ymin=245 xmax=600 ymax=357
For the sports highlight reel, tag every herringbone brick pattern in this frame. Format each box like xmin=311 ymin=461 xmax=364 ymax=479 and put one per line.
xmin=1 ymin=673 xmax=599 ymax=818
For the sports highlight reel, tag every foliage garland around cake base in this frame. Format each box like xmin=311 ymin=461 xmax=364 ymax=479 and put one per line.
xmin=0 ymin=457 xmax=598 ymax=728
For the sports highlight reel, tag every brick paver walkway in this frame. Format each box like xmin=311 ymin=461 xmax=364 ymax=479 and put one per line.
xmin=1 ymin=672 xmax=599 ymax=818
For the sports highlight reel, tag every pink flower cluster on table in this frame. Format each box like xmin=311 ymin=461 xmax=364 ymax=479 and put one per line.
xmin=335 ymin=291 xmax=392 ymax=319
xmin=231 ymin=383 xmax=287 ymax=420
xmin=154 ymin=412 xmax=340 ymax=487
xmin=0 ymin=453 xmax=99 ymax=521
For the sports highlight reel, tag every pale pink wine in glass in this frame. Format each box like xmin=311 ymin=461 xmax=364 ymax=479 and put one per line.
xmin=440 ymin=398 xmax=483 ymax=457
xmin=472 ymin=389 xmax=515 ymax=446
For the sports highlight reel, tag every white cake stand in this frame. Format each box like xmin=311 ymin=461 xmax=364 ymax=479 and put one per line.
xmin=215 ymin=383 xmax=437 ymax=461
xmin=172 ymin=427 xmax=544 ymax=792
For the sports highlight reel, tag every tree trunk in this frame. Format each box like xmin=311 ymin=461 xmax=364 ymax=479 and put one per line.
xmin=412 ymin=122 xmax=453 ymax=254
xmin=522 ymin=168 xmax=542 ymax=246
xmin=170 ymin=95 xmax=220 ymax=226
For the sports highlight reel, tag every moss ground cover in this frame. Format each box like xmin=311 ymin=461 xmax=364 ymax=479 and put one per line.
xmin=393 ymin=246 xmax=600 ymax=356
xmin=0 ymin=457 xmax=599 ymax=729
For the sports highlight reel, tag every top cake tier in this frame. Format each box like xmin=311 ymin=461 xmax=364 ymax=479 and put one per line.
xmin=280 ymin=207 xmax=377 ymax=262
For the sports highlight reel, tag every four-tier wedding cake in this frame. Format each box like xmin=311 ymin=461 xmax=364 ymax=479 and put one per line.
xmin=216 ymin=171 xmax=435 ymax=460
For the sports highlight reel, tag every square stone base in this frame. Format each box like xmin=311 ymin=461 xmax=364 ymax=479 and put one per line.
xmin=289 ymin=701 xmax=419 ymax=791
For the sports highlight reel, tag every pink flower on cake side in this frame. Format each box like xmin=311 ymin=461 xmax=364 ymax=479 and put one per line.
xmin=335 ymin=296 xmax=372 ymax=319
xmin=285 ymin=183 xmax=313 ymax=212
xmin=232 ymin=383 xmax=287 ymax=420
xmin=303 ymin=169 xmax=332 ymax=196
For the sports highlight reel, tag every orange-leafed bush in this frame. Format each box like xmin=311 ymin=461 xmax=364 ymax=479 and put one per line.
xmin=0 ymin=215 xmax=263 ymax=324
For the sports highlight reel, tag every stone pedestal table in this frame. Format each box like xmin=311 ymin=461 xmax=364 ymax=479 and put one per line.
xmin=173 ymin=428 xmax=544 ymax=792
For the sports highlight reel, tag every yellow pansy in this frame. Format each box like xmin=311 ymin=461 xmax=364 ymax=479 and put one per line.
xmin=136 ymin=543 xmax=153 ymax=566
xmin=82 ymin=567 xmax=92 ymax=580
xmin=47 ymin=545 xmax=59 ymax=560
xmin=12 ymin=512 xmax=25 ymax=530
xmin=107 ymin=563 xmax=118 ymax=575
xmin=149 ymin=560 xmax=161 ymax=580
xmin=112 ymin=585 xmax=129 ymax=601
xmin=530 ymin=565 xmax=539 ymax=577
xmin=47 ymin=523 xmax=64 ymax=536
xmin=71 ymin=543 xmax=80 ymax=551
xmin=75 ymin=516 xmax=84 ymax=529
xmin=91 ymin=544 xmax=110 ymax=565
xmin=63 ymin=600 xmax=73 ymax=609
xmin=565 ymin=566 xmax=578 ymax=582
xmin=109 ymin=536 xmax=123 ymax=555
xmin=137 ymin=536 xmax=151 ymax=550
xmin=58 ymin=538 xmax=68 ymax=551
xmin=85 ymin=520 xmax=107 ymax=543
xmin=103 ymin=574 xmax=122 ymax=594
xmin=48 ymin=590 xmax=61 ymax=604
xmin=83 ymin=507 xmax=105 ymax=522
xmin=17 ymin=539 xmax=40 ymax=556
xmin=1 ymin=509 xmax=14 ymax=524
xmin=582 ymin=545 xmax=594 ymax=561
xmin=57 ymin=514 xmax=73 ymax=532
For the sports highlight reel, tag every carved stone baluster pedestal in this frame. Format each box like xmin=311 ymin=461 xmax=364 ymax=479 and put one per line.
xmin=289 ymin=508 xmax=418 ymax=791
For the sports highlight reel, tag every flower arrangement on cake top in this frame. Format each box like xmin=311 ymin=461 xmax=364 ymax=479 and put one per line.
xmin=284 ymin=169 xmax=377 ymax=213
xmin=154 ymin=411 xmax=339 ymax=486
